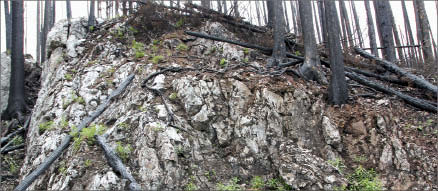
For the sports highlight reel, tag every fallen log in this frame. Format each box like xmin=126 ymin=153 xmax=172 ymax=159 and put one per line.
xmin=1 ymin=144 xmax=24 ymax=154
xmin=345 ymin=71 xmax=437 ymax=113
xmin=14 ymin=74 xmax=135 ymax=191
xmin=95 ymin=135 xmax=141 ymax=191
xmin=362 ymin=45 xmax=420 ymax=50
xmin=345 ymin=67 xmax=409 ymax=86
xmin=354 ymin=47 xmax=438 ymax=94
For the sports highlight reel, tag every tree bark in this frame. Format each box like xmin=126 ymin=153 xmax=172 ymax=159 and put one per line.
xmin=390 ymin=12 xmax=405 ymax=65
xmin=266 ymin=0 xmax=274 ymax=27
xmin=36 ymin=0 xmax=41 ymax=63
xmin=312 ymin=1 xmax=322 ymax=44
xmin=41 ymin=0 xmax=51 ymax=63
xmin=222 ymin=0 xmax=227 ymax=14
xmin=364 ymin=0 xmax=378 ymax=56
xmin=339 ymin=0 xmax=354 ymax=47
xmin=324 ymin=0 xmax=348 ymax=105
xmin=51 ymin=0 xmax=55 ymax=28
xmin=255 ymin=0 xmax=262 ymax=26
xmin=373 ymin=0 xmax=397 ymax=63
xmin=122 ymin=0 xmax=127 ymax=16
xmin=233 ymin=0 xmax=239 ymax=17
xmin=354 ymin=47 xmax=438 ymax=94
xmin=350 ymin=2 xmax=363 ymax=48
xmin=270 ymin=0 xmax=286 ymax=66
xmin=402 ymin=0 xmax=419 ymax=67
xmin=298 ymin=0 xmax=327 ymax=84
xmin=414 ymin=0 xmax=435 ymax=67
xmin=317 ymin=0 xmax=326 ymax=44
xmin=4 ymin=0 xmax=12 ymax=52
xmin=283 ymin=0 xmax=290 ymax=33
xmin=88 ymin=0 xmax=96 ymax=29
xmin=4 ymin=0 xmax=26 ymax=120
xmin=290 ymin=1 xmax=298 ymax=34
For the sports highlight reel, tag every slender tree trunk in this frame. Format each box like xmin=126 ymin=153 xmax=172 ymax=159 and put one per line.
xmin=255 ymin=0 xmax=262 ymax=26
xmin=5 ymin=0 xmax=26 ymax=119
xmin=233 ymin=0 xmax=239 ymax=17
xmin=128 ymin=1 xmax=132 ymax=14
xmin=324 ymin=0 xmax=348 ymax=105
xmin=88 ymin=0 xmax=96 ymax=29
xmin=339 ymin=0 xmax=354 ymax=47
xmin=37 ymin=0 xmax=41 ymax=63
xmin=339 ymin=1 xmax=348 ymax=49
xmin=269 ymin=0 xmax=286 ymax=66
xmin=350 ymin=2 xmax=363 ymax=48
xmin=398 ymin=25 xmax=409 ymax=67
xmin=290 ymin=1 xmax=298 ymax=34
xmin=317 ymin=0 xmax=326 ymax=44
xmin=222 ymin=0 xmax=227 ymax=14
xmin=283 ymin=0 xmax=290 ymax=33
xmin=216 ymin=0 xmax=222 ymax=13
xmin=374 ymin=0 xmax=397 ymax=63
xmin=298 ymin=0 xmax=327 ymax=84
xmin=122 ymin=0 xmax=127 ymax=16
xmin=4 ymin=0 xmax=12 ymax=52
xmin=261 ymin=0 xmax=267 ymax=25
xmin=414 ymin=0 xmax=435 ymax=67
xmin=430 ymin=30 xmax=437 ymax=60
xmin=115 ymin=0 xmax=119 ymax=16
xmin=66 ymin=0 xmax=72 ymax=23
xmin=266 ymin=0 xmax=274 ymax=27
xmin=364 ymin=0 xmax=378 ymax=56
xmin=295 ymin=1 xmax=302 ymax=36
xmin=312 ymin=1 xmax=322 ymax=44
xmin=51 ymin=0 xmax=55 ymax=28
xmin=41 ymin=0 xmax=51 ymax=63
xmin=401 ymin=0 xmax=418 ymax=67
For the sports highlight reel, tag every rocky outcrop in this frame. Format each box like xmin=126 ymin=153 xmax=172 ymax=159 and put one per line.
xmin=17 ymin=16 xmax=438 ymax=191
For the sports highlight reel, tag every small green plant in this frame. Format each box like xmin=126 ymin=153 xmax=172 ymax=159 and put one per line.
xmin=4 ymin=157 xmax=18 ymax=174
xmin=169 ymin=92 xmax=178 ymax=100
xmin=84 ymin=159 xmax=92 ymax=167
xmin=219 ymin=58 xmax=227 ymax=67
xmin=151 ymin=45 xmax=159 ymax=53
xmin=81 ymin=124 xmax=106 ymax=145
xmin=266 ymin=178 xmax=290 ymax=191
xmin=176 ymin=43 xmax=188 ymax=52
xmin=118 ymin=122 xmax=130 ymax=129
xmin=207 ymin=47 xmax=217 ymax=55
xmin=328 ymin=158 xmax=346 ymax=173
xmin=64 ymin=73 xmax=73 ymax=81
xmin=39 ymin=120 xmax=55 ymax=133
xmin=347 ymin=166 xmax=383 ymax=191
xmin=12 ymin=136 xmax=23 ymax=145
xmin=89 ymin=26 xmax=94 ymax=32
xmin=185 ymin=176 xmax=197 ymax=191
xmin=204 ymin=170 xmax=216 ymax=181
xmin=152 ymin=123 xmax=164 ymax=132
xmin=295 ymin=50 xmax=301 ymax=56
xmin=87 ymin=60 xmax=96 ymax=66
xmin=176 ymin=18 xmax=184 ymax=28
xmin=132 ymin=40 xmax=146 ymax=58
xmin=128 ymin=26 xmax=139 ymax=33
xmin=353 ymin=155 xmax=367 ymax=163
xmin=250 ymin=176 xmax=265 ymax=190
xmin=153 ymin=39 xmax=161 ymax=45
xmin=152 ymin=55 xmax=164 ymax=64
xmin=73 ymin=96 xmax=85 ymax=105
xmin=58 ymin=161 xmax=67 ymax=175
xmin=216 ymin=177 xmax=240 ymax=191
xmin=243 ymin=48 xmax=249 ymax=55
xmin=117 ymin=28 xmax=124 ymax=38
xmin=242 ymin=57 xmax=249 ymax=63
xmin=116 ymin=141 xmax=132 ymax=162
xmin=135 ymin=51 xmax=145 ymax=58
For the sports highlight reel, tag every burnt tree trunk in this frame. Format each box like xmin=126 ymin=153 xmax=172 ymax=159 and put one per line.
xmin=317 ymin=0 xmax=326 ymax=44
xmin=290 ymin=1 xmax=298 ymax=34
xmin=402 ymin=0 xmax=419 ymax=67
xmin=122 ymin=0 xmax=127 ymax=16
xmin=324 ymin=0 xmax=348 ymax=105
xmin=390 ymin=12 xmax=405 ymax=65
xmin=364 ymin=0 xmax=378 ymax=56
xmin=298 ymin=0 xmax=327 ymax=84
xmin=233 ymin=0 xmax=239 ymax=17
xmin=312 ymin=1 xmax=322 ymax=44
xmin=36 ymin=0 xmax=41 ymax=63
xmin=414 ymin=0 xmax=435 ymax=67
xmin=271 ymin=0 xmax=286 ymax=65
xmin=339 ymin=0 xmax=354 ymax=47
xmin=350 ymin=2 xmax=363 ymax=48
xmin=283 ymin=0 xmax=290 ymax=32
xmin=373 ymin=0 xmax=397 ymax=63
xmin=266 ymin=0 xmax=274 ymax=27
xmin=4 ymin=0 xmax=12 ymax=52
xmin=88 ymin=0 xmax=96 ymax=29
xmin=4 ymin=0 xmax=26 ymax=120
xmin=41 ymin=0 xmax=51 ymax=63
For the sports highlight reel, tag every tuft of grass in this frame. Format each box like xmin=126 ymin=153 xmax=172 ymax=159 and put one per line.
xmin=128 ymin=26 xmax=138 ymax=33
xmin=64 ymin=73 xmax=73 ymax=81
xmin=219 ymin=58 xmax=227 ymax=67
xmin=250 ymin=176 xmax=265 ymax=190
xmin=116 ymin=141 xmax=132 ymax=162
xmin=153 ymin=39 xmax=161 ymax=45
xmin=39 ymin=121 xmax=54 ymax=133
xmin=151 ymin=55 xmax=164 ymax=64
xmin=176 ymin=18 xmax=184 ymax=28
xmin=185 ymin=176 xmax=198 ymax=191
xmin=216 ymin=177 xmax=240 ymax=191
xmin=89 ymin=26 xmax=94 ymax=32
xmin=266 ymin=178 xmax=291 ymax=191
xmin=346 ymin=166 xmax=383 ymax=191
xmin=176 ymin=43 xmax=188 ymax=52
xmin=169 ymin=92 xmax=178 ymax=100
xmin=242 ymin=57 xmax=249 ymax=63
xmin=243 ymin=48 xmax=249 ymax=55
xmin=71 ymin=124 xmax=106 ymax=151
xmin=12 ymin=136 xmax=23 ymax=146
xmin=135 ymin=51 xmax=145 ymax=58
xmin=84 ymin=159 xmax=92 ymax=167
xmin=328 ymin=158 xmax=346 ymax=173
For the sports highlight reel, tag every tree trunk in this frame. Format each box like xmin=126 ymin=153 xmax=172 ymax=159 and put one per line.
xmin=295 ymin=1 xmax=302 ymax=36
xmin=312 ymin=1 xmax=322 ymax=44
xmin=317 ymin=0 xmax=326 ymax=44
xmin=36 ymin=0 xmax=41 ymax=63
xmin=339 ymin=0 xmax=354 ymax=47
xmin=5 ymin=0 xmax=26 ymax=119
xmin=66 ymin=0 xmax=72 ymax=24
xmin=324 ymin=0 xmax=348 ymax=105
xmin=339 ymin=1 xmax=348 ymax=49
xmin=122 ymin=0 xmax=127 ymax=16
xmin=88 ymin=0 xmax=96 ymax=29
xmin=41 ymin=0 xmax=51 ymax=63
xmin=255 ymin=0 xmax=262 ymax=26
xmin=374 ymin=0 xmax=397 ymax=63
xmin=350 ymin=2 xmax=363 ymax=48
xmin=4 ymin=0 xmax=12 ymax=52
xmin=115 ymin=0 xmax=119 ymax=16
xmin=261 ymin=0 xmax=267 ymax=25
xmin=51 ymin=0 xmax=55 ymax=28
xmin=222 ymin=0 xmax=227 ymax=14
xmin=390 ymin=12 xmax=405 ymax=65
xmin=298 ymin=0 xmax=327 ymax=84
xmin=128 ymin=1 xmax=132 ymax=14
xmin=201 ymin=0 xmax=210 ymax=9
xmin=364 ymin=0 xmax=378 ymax=56
xmin=414 ymin=0 xmax=435 ymax=67
xmin=402 ymin=0 xmax=419 ymax=67
xmin=233 ymin=0 xmax=239 ymax=17
xmin=283 ymin=0 xmax=290 ymax=32
xmin=269 ymin=0 xmax=286 ymax=66
xmin=266 ymin=0 xmax=274 ymax=27
xmin=216 ymin=0 xmax=222 ymax=13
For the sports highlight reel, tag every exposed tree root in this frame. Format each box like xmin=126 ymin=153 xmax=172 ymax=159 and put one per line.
xmin=14 ymin=74 xmax=135 ymax=191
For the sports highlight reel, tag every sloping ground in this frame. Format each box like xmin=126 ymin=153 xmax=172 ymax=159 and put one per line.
xmin=9 ymin=3 xmax=437 ymax=191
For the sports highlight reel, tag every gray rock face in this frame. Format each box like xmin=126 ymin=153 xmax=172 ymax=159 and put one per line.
xmin=18 ymin=18 xmax=438 ymax=191
xmin=1 ymin=52 xmax=11 ymax=113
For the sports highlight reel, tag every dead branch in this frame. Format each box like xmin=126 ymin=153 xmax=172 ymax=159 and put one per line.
xmin=14 ymin=74 xmax=135 ymax=191
xmin=95 ymin=135 xmax=141 ymax=191
xmin=1 ymin=144 xmax=25 ymax=154
xmin=354 ymin=47 xmax=438 ymax=94
xmin=346 ymin=71 xmax=437 ymax=113
xmin=362 ymin=45 xmax=420 ymax=50
xmin=345 ymin=67 xmax=409 ymax=86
